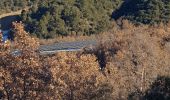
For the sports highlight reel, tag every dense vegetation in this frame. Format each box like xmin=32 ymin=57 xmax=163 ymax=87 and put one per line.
xmin=1 ymin=0 xmax=170 ymax=99
xmin=0 ymin=0 xmax=31 ymax=13
xmin=0 ymin=21 xmax=170 ymax=99
xmin=2 ymin=0 xmax=170 ymax=38
xmin=20 ymin=0 xmax=170 ymax=38
xmin=20 ymin=0 xmax=122 ymax=38
xmin=112 ymin=0 xmax=170 ymax=24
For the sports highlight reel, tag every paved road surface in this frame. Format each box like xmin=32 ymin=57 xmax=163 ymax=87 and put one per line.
xmin=0 ymin=10 xmax=98 ymax=54
xmin=0 ymin=10 xmax=22 ymax=19
xmin=11 ymin=40 xmax=97 ymax=55
xmin=39 ymin=40 xmax=97 ymax=54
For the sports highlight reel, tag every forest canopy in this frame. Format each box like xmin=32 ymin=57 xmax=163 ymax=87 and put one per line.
xmin=1 ymin=0 xmax=170 ymax=38
xmin=112 ymin=0 xmax=170 ymax=24
xmin=20 ymin=0 xmax=122 ymax=38
xmin=0 ymin=0 xmax=32 ymax=13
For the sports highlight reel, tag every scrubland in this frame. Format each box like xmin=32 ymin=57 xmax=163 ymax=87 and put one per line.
xmin=0 ymin=21 xmax=170 ymax=99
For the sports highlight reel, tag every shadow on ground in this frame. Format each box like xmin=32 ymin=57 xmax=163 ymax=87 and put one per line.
xmin=128 ymin=76 xmax=170 ymax=100
xmin=0 ymin=15 xmax=20 ymax=30
xmin=112 ymin=0 xmax=141 ymax=22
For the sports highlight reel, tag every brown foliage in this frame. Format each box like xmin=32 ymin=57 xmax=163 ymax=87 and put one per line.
xmin=47 ymin=52 xmax=113 ymax=99
xmin=0 ymin=21 xmax=170 ymax=100
xmin=86 ymin=21 xmax=170 ymax=99
xmin=0 ymin=22 xmax=55 ymax=99
xmin=0 ymin=22 xmax=114 ymax=99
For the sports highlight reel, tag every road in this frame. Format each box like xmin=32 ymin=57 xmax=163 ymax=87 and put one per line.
xmin=39 ymin=40 xmax=97 ymax=54
xmin=10 ymin=40 xmax=97 ymax=55
xmin=0 ymin=8 xmax=29 ymax=30
xmin=0 ymin=10 xmax=98 ymax=54
xmin=0 ymin=10 xmax=22 ymax=19
xmin=0 ymin=7 xmax=29 ymax=18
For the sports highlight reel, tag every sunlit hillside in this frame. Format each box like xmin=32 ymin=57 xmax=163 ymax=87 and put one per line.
xmin=0 ymin=21 xmax=169 ymax=99
xmin=0 ymin=0 xmax=170 ymax=100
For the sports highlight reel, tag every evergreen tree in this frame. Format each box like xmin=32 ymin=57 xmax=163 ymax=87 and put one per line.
xmin=20 ymin=0 xmax=122 ymax=38
xmin=112 ymin=0 xmax=170 ymax=24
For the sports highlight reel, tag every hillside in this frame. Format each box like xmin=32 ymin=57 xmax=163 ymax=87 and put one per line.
xmin=0 ymin=10 xmax=22 ymax=19
xmin=0 ymin=0 xmax=170 ymax=99
xmin=18 ymin=0 xmax=170 ymax=39
xmin=0 ymin=0 xmax=31 ymax=14
xmin=2 ymin=0 xmax=170 ymax=39
xmin=0 ymin=21 xmax=170 ymax=100
xmin=20 ymin=0 xmax=123 ymax=38
xmin=112 ymin=0 xmax=170 ymax=24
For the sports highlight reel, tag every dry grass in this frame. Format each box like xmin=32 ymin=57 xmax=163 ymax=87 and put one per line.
xmin=39 ymin=34 xmax=97 ymax=45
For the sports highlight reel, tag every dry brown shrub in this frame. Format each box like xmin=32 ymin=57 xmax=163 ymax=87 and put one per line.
xmin=0 ymin=21 xmax=170 ymax=100
xmin=0 ymin=22 xmax=115 ymax=99
xmin=87 ymin=20 xmax=170 ymax=99
xmin=0 ymin=22 xmax=56 ymax=100
xmin=46 ymin=52 xmax=113 ymax=99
